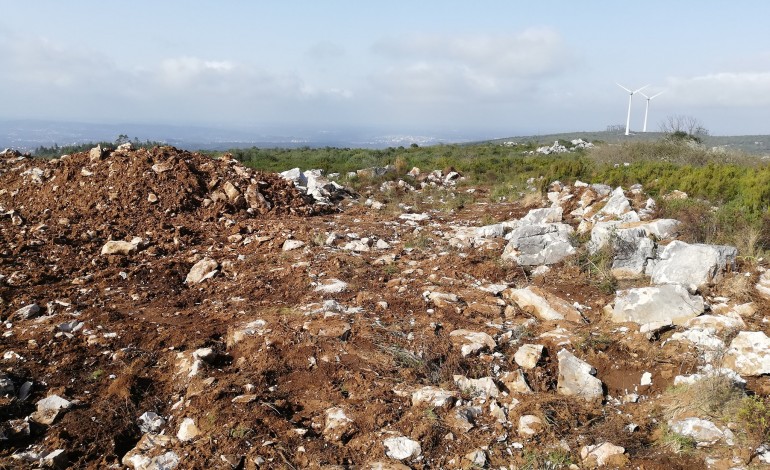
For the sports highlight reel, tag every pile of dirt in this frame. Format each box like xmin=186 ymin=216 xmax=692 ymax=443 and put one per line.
xmin=0 ymin=145 xmax=330 ymax=288
xmin=0 ymin=144 xmax=323 ymax=232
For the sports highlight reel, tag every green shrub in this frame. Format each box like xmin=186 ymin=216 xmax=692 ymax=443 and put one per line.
xmin=737 ymin=395 xmax=770 ymax=442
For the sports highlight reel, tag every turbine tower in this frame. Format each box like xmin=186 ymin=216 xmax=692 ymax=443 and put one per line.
xmin=640 ymin=90 xmax=665 ymax=132
xmin=617 ymin=83 xmax=648 ymax=136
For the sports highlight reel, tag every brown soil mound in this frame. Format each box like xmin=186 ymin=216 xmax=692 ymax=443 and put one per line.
xmin=1 ymin=145 xmax=320 ymax=234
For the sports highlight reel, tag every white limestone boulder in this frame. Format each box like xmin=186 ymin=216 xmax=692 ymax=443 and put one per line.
xmin=502 ymin=223 xmax=576 ymax=266
xmin=597 ymin=187 xmax=631 ymax=217
xmin=184 ymin=258 xmax=219 ymax=285
xmin=556 ymin=349 xmax=603 ymax=401
xmin=514 ymin=344 xmax=545 ymax=369
xmin=504 ymin=286 xmax=583 ymax=323
xmin=723 ymin=331 xmax=770 ymax=376
xmin=383 ymin=436 xmax=421 ymax=460
xmin=411 ymin=386 xmax=457 ymax=408
xmin=610 ymin=227 xmax=655 ymax=279
xmin=610 ymin=285 xmax=704 ymax=326
xmin=649 ymin=241 xmax=737 ymax=292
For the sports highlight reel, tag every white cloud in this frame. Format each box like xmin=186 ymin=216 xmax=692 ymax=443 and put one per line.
xmin=0 ymin=34 xmax=122 ymax=90
xmin=665 ymin=72 xmax=770 ymax=107
xmin=0 ymin=30 xmax=353 ymax=123
xmin=369 ymin=28 xmax=571 ymax=102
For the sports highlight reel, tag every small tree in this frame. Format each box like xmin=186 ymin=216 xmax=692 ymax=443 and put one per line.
xmin=659 ymin=115 xmax=709 ymax=142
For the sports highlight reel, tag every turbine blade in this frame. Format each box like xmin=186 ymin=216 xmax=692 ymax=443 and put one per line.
xmin=639 ymin=91 xmax=649 ymax=99
xmin=616 ymin=83 xmax=633 ymax=93
xmin=632 ymin=84 xmax=649 ymax=94
xmin=650 ymin=90 xmax=665 ymax=99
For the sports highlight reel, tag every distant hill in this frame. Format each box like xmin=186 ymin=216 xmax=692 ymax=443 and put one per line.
xmin=485 ymin=131 xmax=770 ymax=156
xmin=2 ymin=119 xmax=769 ymax=154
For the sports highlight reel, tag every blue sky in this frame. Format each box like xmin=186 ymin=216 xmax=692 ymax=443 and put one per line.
xmin=2 ymin=1 xmax=770 ymax=137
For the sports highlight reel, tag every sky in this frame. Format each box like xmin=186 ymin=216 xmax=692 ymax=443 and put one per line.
xmin=2 ymin=1 xmax=770 ymax=138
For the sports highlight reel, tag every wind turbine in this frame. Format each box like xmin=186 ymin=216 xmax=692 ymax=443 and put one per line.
xmin=617 ymin=83 xmax=648 ymax=136
xmin=640 ymin=90 xmax=665 ymax=132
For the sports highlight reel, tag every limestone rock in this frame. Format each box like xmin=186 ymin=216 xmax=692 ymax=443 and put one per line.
xmin=598 ymin=187 xmax=630 ymax=217
xmin=723 ymin=331 xmax=770 ymax=376
xmin=184 ymin=258 xmax=218 ymax=285
xmin=324 ymin=407 xmax=356 ymax=441
xmin=502 ymin=223 xmax=576 ymax=266
xmin=463 ymin=449 xmax=487 ymax=467
xmin=399 ymin=213 xmax=430 ymax=222
xmin=518 ymin=207 xmax=563 ymax=225
xmin=447 ymin=406 xmax=482 ymax=432
xmin=122 ymin=433 xmax=179 ymax=470
xmin=500 ymin=370 xmax=532 ymax=394
xmin=756 ymin=270 xmax=770 ymax=300
xmin=279 ymin=168 xmax=307 ymax=187
xmin=138 ymin=412 xmax=166 ymax=434
xmin=13 ymin=303 xmax=41 ymax=320
xmin=518 ymin=415 xmax=544 ymax=438
xmin=343 ymin=239 xmax=371 ymax=252
xmin=31 ymin=394 xmax=72 ymax=425
xmin=222 ymin=181 xmax=240 ymax=201
xmin=101 ymin=240 xmax=139 ymax=256
xmin=383 ymin=436 xmax=421 ymax=460
xmin=556 ymin=349 xmax=603 ymax=401
xmin=89 ymin=145 xmax=106 ymax=162
xmin=226 ymin=319 xmax=268 ymax=347
xmin=514 ymin=344 xmax=544 ymax=369
xmin=427 ymin=291 xmax=459 ymax=306
xmin=504 ymin=286 xmax=583 ymax=322
xmin=668 ymin=418 xmax=733 ymax=447
xmin=314 ymin=278 xmax=348 ymax=294
xmin=449 ymin=329 xmax=496 ymax=356
xmin=475 ymin=223 xmax=506 ymax=238
xmin=610 ymin=285 xmax=704 ymax=326
xmin=151 ymin=160 xmax=174 ymax=174
xmin=176 ymin=417 xmax=199 ymax=442
xmin=580 ymin=442 xmax=626 ymax=467
xmin=411 ymin=386 xmax=457 ymax=408
xmin=685 ymin=314 xmax=745 ymax=334
xmin=453 ymin=375 xmax=499 ymax=398
xmin=586 ymin=221 xmax=621 ymax=254
xmin=635 ymin=218 xmax=681 ymax=240
xmin=282 ymin=239 xmax=306 ymax=251
xmin=650 ymin=241 xmax=737 ymax=292
xmin=611 ymin=228 xmax=655 ymax=279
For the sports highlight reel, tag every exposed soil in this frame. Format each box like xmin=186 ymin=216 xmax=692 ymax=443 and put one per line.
xmin=0 ymin=146 xmax=765 ymax=469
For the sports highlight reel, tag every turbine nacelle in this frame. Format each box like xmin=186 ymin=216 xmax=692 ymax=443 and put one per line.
xmin=617 ymin=83 xmax=649 ymax=96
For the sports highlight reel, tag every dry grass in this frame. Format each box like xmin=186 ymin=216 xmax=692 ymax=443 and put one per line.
xmin=520 ymin=191 xmax=544 ymax=209
xmin=661 ymin=374 xmax=745 ymax=422
xmin=716 ymin=272 xmax=757 ymax=304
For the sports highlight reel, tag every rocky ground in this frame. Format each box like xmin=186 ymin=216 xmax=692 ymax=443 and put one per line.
xmin=1 ymin=145 xmax=770 ymax=469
